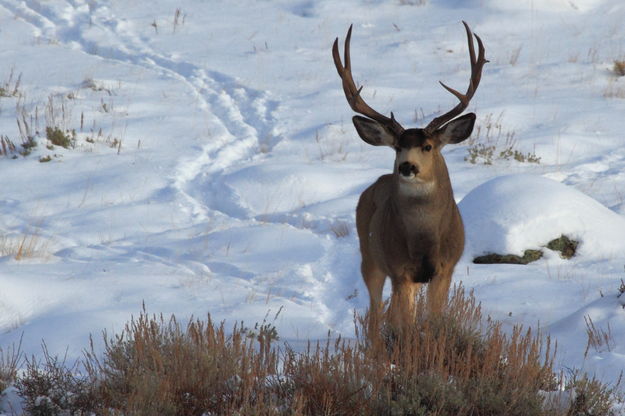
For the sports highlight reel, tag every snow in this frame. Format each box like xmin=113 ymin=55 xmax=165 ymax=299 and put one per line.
xmin=1 ymin=0 xmax=625 ymax=410
xmin=460 ymin=174 xmax=625 ymax=259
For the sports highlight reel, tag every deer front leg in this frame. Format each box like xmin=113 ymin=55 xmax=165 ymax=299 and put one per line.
xmin=389 ymin=277 xmax=420 ymax=334
xmin=362 ymin=261 xmax=386 ymax=341
xmin=427 ymin=264 xmax=453 ymax=313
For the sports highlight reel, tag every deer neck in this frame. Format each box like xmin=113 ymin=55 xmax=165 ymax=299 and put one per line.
xmin=390 ymin=168 xmax=453 ymax=226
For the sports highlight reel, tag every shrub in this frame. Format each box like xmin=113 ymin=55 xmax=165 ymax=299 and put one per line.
xmin=82 ymin=312 xmax=283 ymax=415
xmin=613 ymin=60 xmax=625 ymax=77
xmin=16 ymin=346 xmax=98 ymax=416
xmin=0 ymin=339 xmax=21 ymax=394
xmin=45 ymin=127 xmax=75 ymax=149
xmin=465 ymin=113 xmax=540 ymax=165
xmin=12 ymin=290 xmax=620 ymax=415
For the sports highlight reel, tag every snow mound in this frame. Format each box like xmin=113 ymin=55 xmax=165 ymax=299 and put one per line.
xmin=459 ymin=174 xmax=625 ymax=260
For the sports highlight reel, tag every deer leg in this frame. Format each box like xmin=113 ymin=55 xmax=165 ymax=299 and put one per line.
xmin=426 ymin=265 xmax=453 ymax=313
xmin=389 ymin=278 xmax=419 ymax=334
xmin=362 ymin=262 xmax=386 ymax=339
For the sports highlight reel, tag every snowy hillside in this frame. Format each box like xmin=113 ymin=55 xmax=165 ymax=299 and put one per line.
xmin=1 ymin=0 xmax=625 ymax=400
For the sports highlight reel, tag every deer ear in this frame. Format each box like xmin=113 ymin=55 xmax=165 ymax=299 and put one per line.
xmin=438 ymin=113 xmax=476 ymax=146
xmin=352 ymin=116 xmax=397 ymax=147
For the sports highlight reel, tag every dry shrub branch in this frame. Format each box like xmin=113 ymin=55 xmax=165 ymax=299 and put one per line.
xmin=8 ymin=288 xmax=621 ymax=415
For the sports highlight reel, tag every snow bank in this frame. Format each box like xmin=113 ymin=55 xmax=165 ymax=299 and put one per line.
xmin=459 ymin=174 xmax=625 ymax=259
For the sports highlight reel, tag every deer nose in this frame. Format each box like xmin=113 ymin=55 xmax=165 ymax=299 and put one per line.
xmin=399 ymin=162 xmax=418 ymax=177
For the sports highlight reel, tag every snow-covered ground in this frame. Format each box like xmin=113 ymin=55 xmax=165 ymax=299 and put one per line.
xmin=1 ymin=0 xmax=625 ymax=403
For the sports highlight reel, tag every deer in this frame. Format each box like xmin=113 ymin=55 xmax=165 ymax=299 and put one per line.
xmin=332 ymin=22 xmax=487 ymax=336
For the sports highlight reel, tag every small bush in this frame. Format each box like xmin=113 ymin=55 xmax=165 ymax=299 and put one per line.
xmin=466 ymin=143 xmax=541 ymax=165
xmin=613 ymin=60 xmax=625 ymax=77
xmin=565 ymin=372 xmax=620 ymax=416
xmin=16 ymin=346 xmax=98 ymax=416
xmin=465 ymin=113 xmax=540 ymax=165
xmin=45 ymin=127 xmax=75 ymax=149
xmin=0 ymin=338 xmax=21 ymax=394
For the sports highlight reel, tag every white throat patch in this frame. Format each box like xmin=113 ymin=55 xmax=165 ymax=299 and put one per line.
xmin=398 ymin=178 xmax=436 ymax=197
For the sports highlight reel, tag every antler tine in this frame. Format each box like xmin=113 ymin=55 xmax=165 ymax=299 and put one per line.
xmin=333 ymin=25 xmax=404 ymax=136
xmin=424 ymin=21 xmax=488 ymax=135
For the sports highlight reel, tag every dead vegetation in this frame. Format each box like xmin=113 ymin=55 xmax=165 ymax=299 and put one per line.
xmin=1 ymin=288 xmax=620 ymax=415
xmin=0 ymin=75 xmax=126 ymax=162
xmin=0 ymin=337 xmax=21 ymax=394
xmin=612 ymin=60 xmax=625 ymax=77
xmin=584 ymin=315 xmax=615 ymax=357
xmin=0 ymin=230 xmax=50 ymax=260
xmin=0 ymin=67 xmax=22 ymax=98
xmin=465 ymin=113 xmax=541 ymax=165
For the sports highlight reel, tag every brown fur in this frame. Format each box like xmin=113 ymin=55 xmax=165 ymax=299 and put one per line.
xmin=356 ymin=138 xmax=465 ymax=334
xmin=332 ymin=22 xmax=486 ymax=336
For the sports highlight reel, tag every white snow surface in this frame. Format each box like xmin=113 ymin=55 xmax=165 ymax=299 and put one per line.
xmin=460 ymin=174 xmax=625 ymax=258
xmin=1 ymin=0 xmax=625 ymax=408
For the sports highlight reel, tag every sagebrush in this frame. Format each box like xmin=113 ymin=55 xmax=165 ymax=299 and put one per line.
xmin=4 ymin=288 xmax=621 ymax=415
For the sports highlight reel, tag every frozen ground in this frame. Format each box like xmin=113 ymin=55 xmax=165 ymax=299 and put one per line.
xmin=1 ymin=0 xmax=625 ymax=406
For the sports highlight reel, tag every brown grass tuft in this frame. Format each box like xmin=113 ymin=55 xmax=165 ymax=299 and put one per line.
xmin=0 ymin=337 xmax=21 ymax=394
xmin=1 ymin=231 xmax=50 ymax=260
xmin=584 ymin=315 xmax=614 ymax=357
xmin=613 ymin=60 xmax=625 ymax=77
xmin=9 ymin=289 xmax=620 ymax=415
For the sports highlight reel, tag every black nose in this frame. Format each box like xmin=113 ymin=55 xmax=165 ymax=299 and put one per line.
xmin=399 ymin=162 xmax=418 ymax=176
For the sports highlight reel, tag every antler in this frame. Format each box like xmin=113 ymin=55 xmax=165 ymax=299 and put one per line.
xmin=423 ymin=21 xmax=487 ymax=135
xmin=333 ymin=25 xmax=405 ymax=137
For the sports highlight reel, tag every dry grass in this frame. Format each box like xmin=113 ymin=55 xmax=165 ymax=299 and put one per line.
xmin=603 ymin=78 xmax=625 ymax=99
xmin=9 ymin=88 xmax=126 ymax=161
xmin=0 ymin=135 xmax=17 ymax=158
xmin=584 ymin=315 xmax=614 ymax=357
xmin=0 ymin=337 xmax=21 ymax=394
xmin=565 ymin=372 xmax=621 ymax=416
xmin=603 ymin=60 xmax=625 ymax=98
xmin=0 ymin=67 xmax=22 ymax=98
xmin=613 ymin=60 xmax=625 ymax=77
xmin=465 ymin=113 xmax=540 ymax=165
xmin=6 ymin=288 xmax=620 ymax=415
xmin=0 ymin=229 xmax=50 ymax=260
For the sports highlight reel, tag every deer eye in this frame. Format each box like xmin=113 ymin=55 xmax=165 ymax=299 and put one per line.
xmin=423 ymin=144 xmax=432 ymax=152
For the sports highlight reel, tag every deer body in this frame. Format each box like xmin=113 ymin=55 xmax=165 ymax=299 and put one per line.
xmin=333 ymin=22 xmax=486 ymax=333
xmin=357 ymin=166 xmax=464 ymax=331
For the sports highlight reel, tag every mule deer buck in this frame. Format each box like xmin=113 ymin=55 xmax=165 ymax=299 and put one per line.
xmin=333 ymin=22 xmax=487 ymax=334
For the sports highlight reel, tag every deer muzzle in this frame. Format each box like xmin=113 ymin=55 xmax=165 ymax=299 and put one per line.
xmin=398 ymin=162 xmax=418 ymax=178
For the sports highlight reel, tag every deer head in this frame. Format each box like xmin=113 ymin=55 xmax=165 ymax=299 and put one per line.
xmin=333 ymin=22 xmax=487 ymax=188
